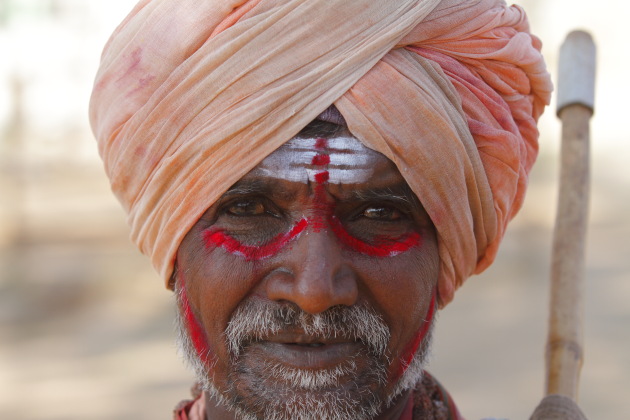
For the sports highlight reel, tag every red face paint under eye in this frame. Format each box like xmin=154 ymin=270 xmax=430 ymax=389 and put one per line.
xmin=397 ymin=291 xmax=437 ymax=377
xmin=329 ymin=216 xmax=421 ymax=258
xmin=179 ymin=274 xmax=213 ymax=365
xmin=203 ymin=218 xmax=308 ymax=261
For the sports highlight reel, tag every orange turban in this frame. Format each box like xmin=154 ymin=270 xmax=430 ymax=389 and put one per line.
xmin=90 ymin=0 xmax=552 ymax=306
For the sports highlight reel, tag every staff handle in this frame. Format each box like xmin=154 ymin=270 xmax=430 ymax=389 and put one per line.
xmin=546 ymin=30 xmax=596 ymax=399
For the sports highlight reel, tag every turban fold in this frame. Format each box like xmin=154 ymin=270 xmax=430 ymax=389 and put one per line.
xmin=90 ymin=0 xmax=552 ymax=306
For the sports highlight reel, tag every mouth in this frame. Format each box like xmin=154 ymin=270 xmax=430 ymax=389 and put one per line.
xmin=286 ymin=342 xmax=326 ymax=348
xmin=243 ymin=334 xmax=365 ymax=370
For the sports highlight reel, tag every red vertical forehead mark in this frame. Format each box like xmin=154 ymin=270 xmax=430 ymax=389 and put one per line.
xmin=397 ymin=290 xmax=437 ymax=377
xmin=311 ymin=138 xmax=333 ymax=232
xmin=311 ymin=153 xmax=331 ymax=166
xmin=314 ymin=172 xmax=329 ymax=184
xmin=314 ymin=137 xmax=328 ymax=150
xmin=179 ymin=273 xmax=213 ymax=366
xmin=204 ymin=218 xmax=308 ymax=261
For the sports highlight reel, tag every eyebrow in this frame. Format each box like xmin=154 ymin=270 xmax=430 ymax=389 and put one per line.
xmin=220 ymin=178 xmax=296 ymax=201
xmin=221 ymin=178 xmax=424 ymax=212
xmin=348 ymin=184 xmax=423 ymax=211
xmin=222 ymin=179 xmax=269 ymax=197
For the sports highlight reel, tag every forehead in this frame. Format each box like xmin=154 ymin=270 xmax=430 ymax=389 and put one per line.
xmin=249 ymin=135 xmax=393 ymax=185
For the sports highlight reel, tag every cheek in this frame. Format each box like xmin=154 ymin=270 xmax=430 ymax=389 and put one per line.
xmin=178 ymin=233 xmax=265 ymax=367
xmin=397 ymin=291 xmax=436 ymax=377
xmin=178 ymin=272 xmax=215 ymax=366
xmin=355 ymin=236 xmax=438 ymax=377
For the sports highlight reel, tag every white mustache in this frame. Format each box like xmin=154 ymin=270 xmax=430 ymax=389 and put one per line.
xmin=225 ymin=299 xmax=391 ymax=359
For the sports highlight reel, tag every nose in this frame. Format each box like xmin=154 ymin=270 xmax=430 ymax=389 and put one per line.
xmin=265 ymin=226 xmax=359 ymax=314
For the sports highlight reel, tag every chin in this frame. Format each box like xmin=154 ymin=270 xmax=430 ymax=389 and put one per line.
xmin=220 ymin=343 xmax=387 ymax=420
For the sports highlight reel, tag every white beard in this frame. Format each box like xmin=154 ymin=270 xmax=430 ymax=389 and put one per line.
xmin=174 ymin=291 xmax=435 ymax=420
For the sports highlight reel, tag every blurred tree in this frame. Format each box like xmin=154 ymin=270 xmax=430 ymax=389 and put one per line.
xmin=5 ymin=73 xmax=26 ymax=235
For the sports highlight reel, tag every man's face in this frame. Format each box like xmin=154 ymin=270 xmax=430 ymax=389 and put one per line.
xmin=175 ymin=127 xmax=440 ymax=420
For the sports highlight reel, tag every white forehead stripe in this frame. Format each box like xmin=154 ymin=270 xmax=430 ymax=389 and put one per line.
xmin=285 ymin=137 xmax=367 ymax=152
xmin=252 ymin=136 xmax=378 ymax=184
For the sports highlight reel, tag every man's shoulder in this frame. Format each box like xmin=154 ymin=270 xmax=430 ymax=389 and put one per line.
xmin=411 ymin=371 xmax=464 ymax=420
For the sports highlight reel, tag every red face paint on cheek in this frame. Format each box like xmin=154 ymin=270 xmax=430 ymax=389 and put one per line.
xmin=203 ymin=218 xmax=308 ymax=261
xmin=329 ymin=216 xmax=421 ymax=258
xmin=397 ymin=291 xmax=437 ymax=377
xmin=179 ymin=275 xmax=213 ymax=366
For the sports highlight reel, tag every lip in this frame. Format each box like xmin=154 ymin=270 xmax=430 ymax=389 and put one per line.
xmin=247 ymin=336 xmax=364 ymax=369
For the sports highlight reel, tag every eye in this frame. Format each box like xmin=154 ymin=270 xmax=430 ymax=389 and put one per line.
xmin=360 ymin=205 xmax=403 ymax=221
xmin=224 ymin=199 xmax=267 ymax=217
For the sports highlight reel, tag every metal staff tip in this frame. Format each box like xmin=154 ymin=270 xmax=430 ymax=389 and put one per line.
xmin=556 ymin=30 xmax=597 ymax=116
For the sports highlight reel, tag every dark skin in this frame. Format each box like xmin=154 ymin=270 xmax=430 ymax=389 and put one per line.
xmin=176 ymin=131 xmax=440 ymax=420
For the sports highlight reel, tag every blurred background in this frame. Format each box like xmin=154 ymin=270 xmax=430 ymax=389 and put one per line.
xmin=0 ymin=0 xmax=627 ymax=419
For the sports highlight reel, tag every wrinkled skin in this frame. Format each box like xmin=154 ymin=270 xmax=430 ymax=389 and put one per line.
xmin=175 ymin=126 xmax=440 ymax=420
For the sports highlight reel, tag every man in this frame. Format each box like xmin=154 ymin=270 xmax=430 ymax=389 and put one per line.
xmin=89 ymin=0 xmax=585 ymax=418
xmin=171 ymin=118 xmax=450 ymax=419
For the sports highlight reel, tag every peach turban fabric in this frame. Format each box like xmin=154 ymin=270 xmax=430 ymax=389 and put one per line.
xmin=90 ymin=0 xmax=552 ymax=306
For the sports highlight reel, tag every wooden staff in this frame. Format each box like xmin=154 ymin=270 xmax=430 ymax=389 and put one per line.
xmin=546 ymin=30 xmax=596 ymax=399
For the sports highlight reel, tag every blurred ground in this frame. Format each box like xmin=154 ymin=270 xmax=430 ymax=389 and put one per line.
xmin=1 ymin=1 xmax=628 ymax=419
